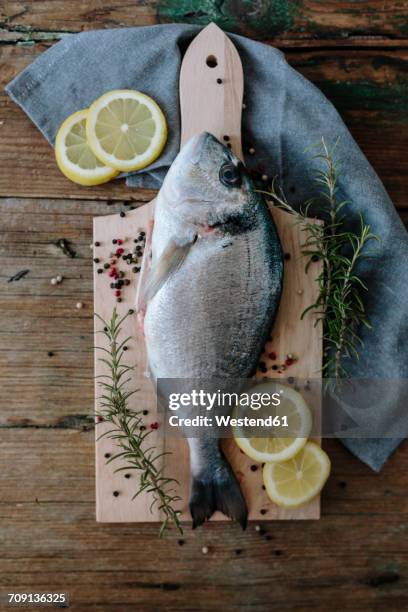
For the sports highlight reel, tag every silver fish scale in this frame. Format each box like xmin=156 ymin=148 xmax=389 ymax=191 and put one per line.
xmin=144 ymin=209 xmax=282 ymax=381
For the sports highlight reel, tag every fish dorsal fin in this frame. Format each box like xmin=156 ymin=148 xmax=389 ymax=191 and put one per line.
xmin=142 ymin=237 xmax=196 ymax=305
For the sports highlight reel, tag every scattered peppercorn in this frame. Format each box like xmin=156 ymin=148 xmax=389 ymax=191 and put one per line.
xmin=269 ymin=351 xmax=277 ymax=360
xmin=97 ymin=268 xmax=103 ymax=274
xmin=123 ymin=346 xmax=128 ymax=351
xmin=260 ymin=509 xmax=267 ymax=515
xmin=216 ymin=78 xmax=222 ymax=84
xmin=250 ymin=465 xmax=258 ymax=472
xmin=128 ymin=309 xmax=134 ymax=315
xmin=112 ymin=239 xmax=117 ymax=244
xmin=120 ymin=211 xmax=125 ymax=218
xmin=93 ymin=258 xmax=99 ymax=263
xmin=113 ymin=490 xmax=119 ymax=497
xmin=104 ymin=453 xmax=111 ymax=458
xmin=94 ymin=241 xmax=100 ymax=247
xmin=124 ymin=473 xmax=131 ymax=479
xmin=47 ymin=351 xmax=54 ymax=357
xmin=104 ymin=263 xmax=110 ymax=269
xmin=284 ymin=253 xmax=291 ymax=261
xmin=143 ymin=410 xmax=149 ymax=415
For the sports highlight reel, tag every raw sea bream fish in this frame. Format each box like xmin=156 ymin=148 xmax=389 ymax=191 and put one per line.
xmin=138 ymin=132 xmax=283 ymax=527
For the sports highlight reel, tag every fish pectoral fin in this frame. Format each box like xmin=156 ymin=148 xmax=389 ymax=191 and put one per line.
xmin=142 ymin=237 xmax=196 ymax=304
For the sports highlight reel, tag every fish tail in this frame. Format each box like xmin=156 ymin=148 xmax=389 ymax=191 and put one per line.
xmin=189 ymin=446 xmax=248 ymax=529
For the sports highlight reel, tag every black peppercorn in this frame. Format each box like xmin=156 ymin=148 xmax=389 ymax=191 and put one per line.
xmin=93 ymin=258 xmax=100 ymax=263
xmin=120 ymin=211 xmax=125 ymax=218
xmin=97 ymin=268 xmax=103 ymax=274
xmin=94 ymin=241 xmax=100 ymax=247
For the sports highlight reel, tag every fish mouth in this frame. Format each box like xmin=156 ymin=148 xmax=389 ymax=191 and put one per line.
xmin=184 ymin=132 xmax=219 ymax=165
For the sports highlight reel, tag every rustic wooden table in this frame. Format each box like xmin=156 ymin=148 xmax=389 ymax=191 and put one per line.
xmin=1 ymin=2 xmax=407 ymax=611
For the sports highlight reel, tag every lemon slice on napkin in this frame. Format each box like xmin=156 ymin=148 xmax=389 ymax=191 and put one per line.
xmin=86 ymin=90 xmax=167 ymax=172
xmin=234 ymin=383 xmax=312 ymax=463
xmin=263 ymin=442 xmax=331 ymax=508
xmin=55 ymin=109 xmax=119 ymax=186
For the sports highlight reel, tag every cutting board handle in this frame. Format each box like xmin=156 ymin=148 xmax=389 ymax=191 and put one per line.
xmin=179 ymin=23 xmax=244 ymax=160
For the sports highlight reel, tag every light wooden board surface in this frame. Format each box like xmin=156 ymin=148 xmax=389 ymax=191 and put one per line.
xmin=94 ymin=23 xmax=322 ymax=523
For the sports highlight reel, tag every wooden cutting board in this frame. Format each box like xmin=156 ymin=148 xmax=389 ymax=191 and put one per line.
xmin=93 ymin=23 xmax=322 ymax=523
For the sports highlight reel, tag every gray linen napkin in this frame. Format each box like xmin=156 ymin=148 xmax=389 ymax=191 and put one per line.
xmin=6 ymin=24 xmax=407 ymax=471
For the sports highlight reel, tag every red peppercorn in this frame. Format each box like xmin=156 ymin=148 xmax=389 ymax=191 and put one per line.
xmin=150 ymin=422 xmax=159 ymax=430
xmin=116 ymin=248 xmax=124 ymax=256
xmin=117 ymin=239 xmax=123 ymax=245
xmin=269 ymin=351 xmax=277 ymax=360
xmin=285 ymin=358 xmax=294 ymax=367
xmin=115 ymin=290 xmax=121 ymax=297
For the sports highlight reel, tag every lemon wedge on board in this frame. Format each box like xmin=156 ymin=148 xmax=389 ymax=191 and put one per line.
xmin=234 ymin=383 xmax=312 ymax=463
xmin=55 ymin=109 xmax=119 ymax=186
xmin=86 ymin=89 xmax=167 ymax=172
xmin=263 ymin=442 xmax=331 ymax=508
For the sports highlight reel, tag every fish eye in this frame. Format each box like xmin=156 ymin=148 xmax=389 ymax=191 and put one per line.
xmin=219 ymin=162 xmax=242 ymax=188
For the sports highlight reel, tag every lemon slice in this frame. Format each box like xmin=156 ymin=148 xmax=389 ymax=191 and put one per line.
xmin=55 ymin=109 xmax=119 ymax=186
xmin=263 ymin=442 xmax=331 ymax=508
xmin=234 ymin=383 xmax=312 ymax=463
xmin=86 ymin=90 xmax=167 ymax=172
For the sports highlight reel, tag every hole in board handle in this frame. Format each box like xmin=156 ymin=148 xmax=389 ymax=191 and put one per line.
xmin=206 ymin=55 xmax=218 ymax=68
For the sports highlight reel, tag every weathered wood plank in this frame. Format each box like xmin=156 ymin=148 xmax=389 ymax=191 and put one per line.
xmin=1 ymin=0 xmax=408 ymax=42
xmin=0 ymin=430 xmax=407 ymax=611
xmin=1 ymin=45 xmax=407 ymax=205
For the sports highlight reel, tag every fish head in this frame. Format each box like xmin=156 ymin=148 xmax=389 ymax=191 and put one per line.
xmin=161 ymin=132 xmax=257 ymax=229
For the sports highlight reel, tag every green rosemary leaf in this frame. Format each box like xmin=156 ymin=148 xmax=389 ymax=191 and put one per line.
xmin=262 ymin=137 xmax=378 ymax=379
xmin=95 ymin=308 xmax=182 ymax=536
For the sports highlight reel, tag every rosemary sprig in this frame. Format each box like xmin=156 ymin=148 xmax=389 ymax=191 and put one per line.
xmin=262 ymin=138 xmax=379 ymax=379
xmin=95 ymin=308 xmax=182 ymax=536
